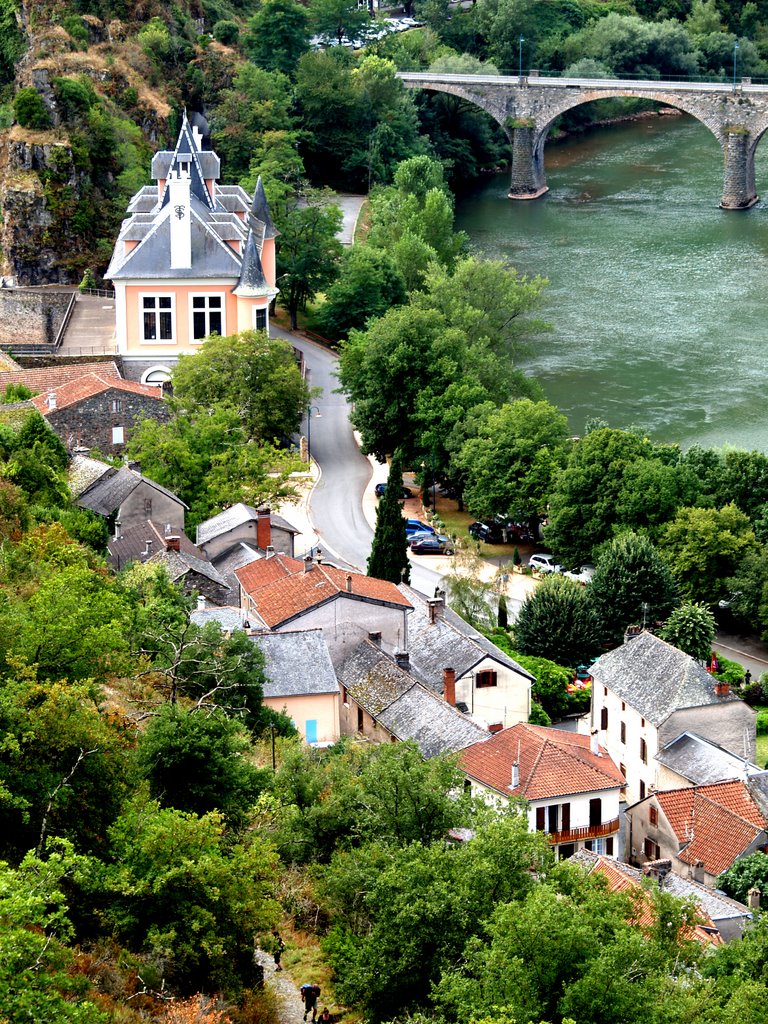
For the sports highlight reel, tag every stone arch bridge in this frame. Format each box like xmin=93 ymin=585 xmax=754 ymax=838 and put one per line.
xmin=398 ymin=72 xmax=768 ymax=208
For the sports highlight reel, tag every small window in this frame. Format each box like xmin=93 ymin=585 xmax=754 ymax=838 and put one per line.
xmin=357 ymin=705 xmax=363 ymax=732
xmin=644 ymin=837 xmax=660 ymax=860
xmin=603 ymin=686 xmax=608 ymax=696
xmin=144 ymin=498 xmax=152 ymax=515
xmin=192 ymin=294 xmax=223 ymax=341
xmin=649 ymin=805 xmax=658 ymax=827
xmin=589 ymin=797 xmax=602 ymax=827
xmin=254 ymin=307 xmax=267 ymax=331
xmin=111 ymin=398 xmax=122 ymax=413
xmin=600 ymin=706 xmax=608 ymax=730
xmin=142 ymin=295 xmax=174 ymax=341
xmin=606 ymin=837 xmax=614 ymax=856
xmin=535 ymin=806 xmax=546 ymax=832
xmin=641 ymin=717 xmax=645 ymax=727
xmin=341 ymin=685 xmax=348 ymax=706
xmin=639 ymin=780 xmax=646 ymax=800
xmin=476 ymin=669 xmax=498 ymax=688
xmin=561 ymin=802 xmax=571 ymax=832
xmin=620 ymin=721 xmax=626 ymax=744
xmin=112 ymin=426 xmax=125 ymax=445
xmin=640 ymin=738 xmax=647 ymax=764
xmin=621 ymin=701 xmax=625 ymax=711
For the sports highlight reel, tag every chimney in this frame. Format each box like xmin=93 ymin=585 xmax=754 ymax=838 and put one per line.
xmin=395 ymin=650 xmax=410 ymax=670
xmin=265 ymin=544 xmax=275 ymax=559
xmin=303 ymin=554 xmax=314 ymax=573
xmin=714 ymin=680 xmax=731 ymax=696
xmin=428 ymin=595 xmax=445 ymax=624
xmin=443 ymin=666 xmax=456 ymax=706
xmin=46 ymin=391 xmax=57 ymax=410
xmin=113 ymin=518 xmax=121 ymax=541
xmin=142 ymin=538 xmax=153 ymax=558
xmin=691 ymin=860 xmax=705 ymax=884
xmin=164 ymin=522 xmax=172 ymax=536
xmin=197 ymin=595 xmax=206 ymax=611
xmin=748 ymin=887 xmax=761 ymax=910
xmin=590 ymin=728 xmax=599 ymax=756
xmin=168 ymin=168 xmax=192 ymax=269
xmin=345 ymin=573 xmax=353 ymax=593
xmin=256 ymin=507 xmax=271 ymax=551
xmin=511 ymin=760 xmax=520 ymax=789
xmin=165 ymin=535 xmax=181 ymax=552
xmin=368 ymin=631 xmax=382 ymax=648
xmin=315 ymin=548 xmax=323 ymax=564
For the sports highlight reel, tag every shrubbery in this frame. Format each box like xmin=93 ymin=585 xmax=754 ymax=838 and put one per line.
xmin=14 ymin=87 xmax=50 ymax=129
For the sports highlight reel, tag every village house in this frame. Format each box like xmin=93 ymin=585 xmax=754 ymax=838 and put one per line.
xmin=337 ymin=636 xmax=487 ymax=757
xmin=589 ymin=631 xmax=756 ymax=806
xmin=196 ymin=504 xmax=300 ymax=591
xmin=460 ymin=722 xmax=626 ymax=860
xmin=398 ymin=585 xmax=533 ymax=729
xmin=625 ymin=775 xmax=768 ymax=886
xmin=572 ymin=849 xmax=755 ymax=944
xmin=106 ymin=113 xmax=278 ymax=385
xmin=70 ymin=454 xmax=187 ymax=533
xmin=31 ymin=373 xmax=170 ymax=455
xmin=234 ymin=554 xmax=412 ymax=666
xmin=251 ymin=629 xmax=340 ymax=745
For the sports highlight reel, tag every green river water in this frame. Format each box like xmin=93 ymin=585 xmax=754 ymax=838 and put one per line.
xmin=454 ymin=113 xmax=768 ymax=452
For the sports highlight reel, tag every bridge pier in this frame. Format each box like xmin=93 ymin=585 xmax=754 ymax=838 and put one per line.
xmin=508 ymin=125 xmax=548 ymax=200
xmin=719 ymin=128 xmax=758 ymax=209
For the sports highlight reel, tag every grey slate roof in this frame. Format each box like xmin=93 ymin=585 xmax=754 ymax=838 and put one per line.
xmin=251 ymin=177 xmax=279 ymax=239
xmin=338 ymin=639 xmax=487 ymax=758
xmin=251 ymin=629 xmax=338 ymax=698
xmin=76 ymin=466 xmax=186 ymax=517
xmin=590 ymin=631 xmax=742 ymax=726
xmin=656 ymin=731 xmax=760 ymax=786
xmin=211 ymin=541 xmax=261 ymax=594
xmin=107 ymin=520 xmax=200 ymax=568
xmin=69 ymin=454 xmax=113 ymax=498
xmin=196 ymin=503 xmax=299 ymax=545
xmin=236 ymin=226 xmax=270 ymax=294
xmin=190 ymin=605 xmax=250 ymax=633
xmin=148 ymin=547 xmax=230 ymax=589
xmin=398 ymin=585 xmax=534 ymax=694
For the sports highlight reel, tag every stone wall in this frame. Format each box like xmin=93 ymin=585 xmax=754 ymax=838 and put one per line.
xmin=46 ymin=386 xmax=171 ymax=456
xmin=0 ymin=288 xmax=73 ymax=346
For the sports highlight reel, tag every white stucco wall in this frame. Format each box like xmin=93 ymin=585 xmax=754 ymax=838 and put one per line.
xmin=456 ymin=656 xmax=531 ymax=728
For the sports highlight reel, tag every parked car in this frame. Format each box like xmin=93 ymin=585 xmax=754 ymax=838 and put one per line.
xmin=563 ymin=564 xmax=595 ymax=585
xmin=405 ymin=519 xmax=435 ymax=537
xmin=529 ymin=553 xmax=563 ymax=574
xmin=411 ymin=534 xmax=454 ymax=555
xmin=468 ymin=521 xmax=504 ymax=543
xmin=375 ymin=482 xmax=413 ymax=499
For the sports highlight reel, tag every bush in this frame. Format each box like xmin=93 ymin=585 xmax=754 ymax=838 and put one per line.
xmin=213 ymin=19 xmax=239 ymax=44
xmin=62 ymin=14 xmax=89 ymax=48
xmin=14 ymin=87 xmax=50 ymax=129
xmin=54 ymin=77 xmax=94 ymax=123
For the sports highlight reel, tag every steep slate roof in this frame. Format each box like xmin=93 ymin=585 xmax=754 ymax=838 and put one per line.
xmin=651 ymin=779 xmax=768 ymax=876
xmin=190 ymin=605 xmax=251 ymax=633
xmin=460 ymin=722 xmax=625 ymax=801
xmin=572 ymin=850 xmax=750 ymax=945
xmin=656 ymin=731 xmax=761 ymax=786
xmin=251 ymin=629 xmax=338 ymax=698
xmin=398 ymin=585 xmax=534 ymax=693
xmin=338 ymin=638 xmax=487 ymax=758
xmin=148 ymin=547 xmax=230 ymax=590
xmin=69 ymin=454 xmax=113 ymax=497
xmin=196 ymin=503 xmax=299 ymax=546
xmin=31 ymin=373 xmax=164 ymax=414
xmin=590 ymin=631 xmax=744 ymax=726
xmin=237 ymin=557 xmax=411 ymax=629
xmin=76 ymin=466 xmax=187 ymax=517
xmin=0 ymin=361 xmax=121 ymax=392
xmin=212 ymin=541 xmax=262 ymax=594
xmin=108 ymin=520 xmax=200 ymax=567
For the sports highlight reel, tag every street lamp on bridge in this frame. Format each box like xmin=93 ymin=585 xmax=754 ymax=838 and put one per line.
xmin=519 ymin=34 xmax=525 ymax=82
xmin=733 ymin=40 xmax=740 ymax=91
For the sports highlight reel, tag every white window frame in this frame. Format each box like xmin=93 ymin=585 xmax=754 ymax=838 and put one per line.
xmin=189 ymin=292 xmax=226 ymax=345
xmin=139 ymin=293 xmax=176 ymax=345
xmin=112 ymin=426 xmax=125 ymax=445
xmin=252 ymin=305 xmax=268 ymax=332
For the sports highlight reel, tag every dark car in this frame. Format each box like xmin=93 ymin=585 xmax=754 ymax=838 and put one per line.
xmin=411 ymin=534 xmax=454 ymax=555
xmin=375 ymin=482 xmax=413 ymax=499
xmin=468 ymin=521 xmax=504 ymax=544
xmin=405 ymin=519 xmax=435 ymax=537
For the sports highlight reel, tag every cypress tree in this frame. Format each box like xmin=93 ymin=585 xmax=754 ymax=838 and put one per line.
xmin=367 ymin=449 xmax=411 ymax=584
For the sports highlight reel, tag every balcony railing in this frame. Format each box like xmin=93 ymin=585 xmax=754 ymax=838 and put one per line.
xmin=546 ymin=817 xmax=621 ymax=846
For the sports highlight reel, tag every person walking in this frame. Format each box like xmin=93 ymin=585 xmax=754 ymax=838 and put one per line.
xmin=300 ymin=982 xmax=320 ymax=1021
xmin=317 ymin=1007 xmax=332 ymax=1024
xmin=273 ymin=931 xmax=285 ymax=972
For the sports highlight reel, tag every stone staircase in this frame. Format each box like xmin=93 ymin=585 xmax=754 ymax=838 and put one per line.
xmin=58 ymin=292 xmax=116 ymax=355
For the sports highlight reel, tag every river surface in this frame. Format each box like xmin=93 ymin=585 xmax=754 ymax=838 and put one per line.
xmin=455 ymin=114 xmax=768 ymax=452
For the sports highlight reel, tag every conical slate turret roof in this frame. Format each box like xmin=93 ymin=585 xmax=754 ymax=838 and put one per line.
xmin=251 ymin=176 xmax=279 ymax=239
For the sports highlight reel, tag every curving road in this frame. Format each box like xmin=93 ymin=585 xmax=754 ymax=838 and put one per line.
xmin=275 ymin=328 xmax=442 ymax=595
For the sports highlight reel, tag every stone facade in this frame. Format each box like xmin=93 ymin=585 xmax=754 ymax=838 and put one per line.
xmin=0 ymin=289 xmax=72 ymax=346
xmin=44 ymin=386 xmax=170 ymax=455
xmin=399 ymin=74 xmax=768 ymax=208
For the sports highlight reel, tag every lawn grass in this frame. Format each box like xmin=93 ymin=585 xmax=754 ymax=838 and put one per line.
xmin=756 ymin=734 xmax=768 ymax=769
xmin=431 ymin=502 xmax=536 ymax=563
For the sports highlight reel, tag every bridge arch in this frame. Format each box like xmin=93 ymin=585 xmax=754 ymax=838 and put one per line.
xmin=400 ymin=74 xmax=768 ymax=208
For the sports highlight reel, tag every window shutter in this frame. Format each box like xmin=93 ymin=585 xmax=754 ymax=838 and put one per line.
xmin=535 ymin=806 xmax=546 ymax=831
xmin=561 ymin=802 xmax=571 ymax=832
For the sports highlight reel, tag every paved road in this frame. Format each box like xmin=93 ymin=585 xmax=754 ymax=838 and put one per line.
xmin=275 ymin=328 xmax=443 ymax=595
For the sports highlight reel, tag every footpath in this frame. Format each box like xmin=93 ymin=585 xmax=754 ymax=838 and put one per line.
xmin=254 ymin=949 xmax=306 ymax=1024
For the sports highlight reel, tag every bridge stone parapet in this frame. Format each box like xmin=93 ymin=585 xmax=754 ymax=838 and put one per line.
xmin=398 ymin=73 xmax=768 ymax=208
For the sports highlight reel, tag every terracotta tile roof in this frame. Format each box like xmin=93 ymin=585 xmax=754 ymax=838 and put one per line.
xmin=459 ymin=723 xmax=625 ymax=801
xmin=0 ymin=361 xmax=120 ymax=393
xmin=654 ymin=780 xmax=768 ymax=876
xmin=30 ymin=373 xmax=164 ymax=413
xmin=235 ymin=557 xmax=412 ymax=628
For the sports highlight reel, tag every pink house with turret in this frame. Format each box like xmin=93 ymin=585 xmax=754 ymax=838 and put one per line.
xmin=106 ymin=114 xmax=278 ymax=384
